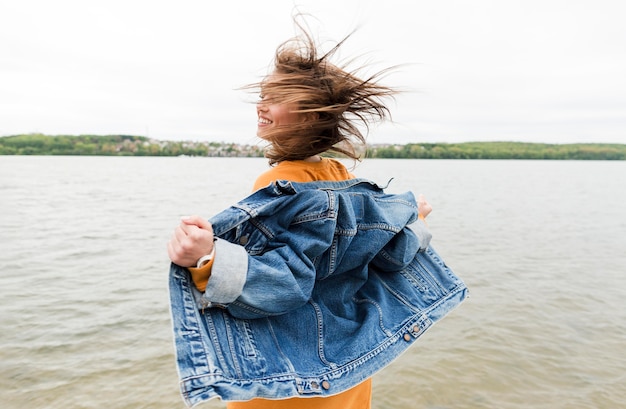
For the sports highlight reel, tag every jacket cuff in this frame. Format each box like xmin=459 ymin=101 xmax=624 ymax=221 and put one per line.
xmin=408 ymin=219 xmax=432 ymax=251
xmin=203 ymin=239 xmax=248 ymax=304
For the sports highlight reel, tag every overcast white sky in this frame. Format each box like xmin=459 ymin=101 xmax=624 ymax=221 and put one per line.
xmin=1 ymin=0 xmax=625 ymax=145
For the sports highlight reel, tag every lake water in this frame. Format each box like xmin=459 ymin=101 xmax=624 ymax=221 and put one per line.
xmin=1 ymin=156 xmax=625 ymax=409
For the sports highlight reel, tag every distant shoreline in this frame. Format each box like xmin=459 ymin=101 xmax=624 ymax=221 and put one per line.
xmin=1 ymin=134 xmax=625 ymax=160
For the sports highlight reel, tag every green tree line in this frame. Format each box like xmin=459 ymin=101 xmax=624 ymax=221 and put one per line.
xmin=0 ymin=134 xmax=264 ymax=157
xmin=367 ymin=141 xmax=626 ymax=160
xmin=1 ymin=134 xmax=625 ymax=160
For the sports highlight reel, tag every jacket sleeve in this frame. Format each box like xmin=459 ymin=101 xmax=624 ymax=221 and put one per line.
xmin=203 ymin=218 xmax=336 ymax=320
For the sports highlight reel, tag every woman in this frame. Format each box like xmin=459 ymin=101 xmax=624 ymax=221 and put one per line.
xmin=167 ymin=18 xmax=448 ymax=409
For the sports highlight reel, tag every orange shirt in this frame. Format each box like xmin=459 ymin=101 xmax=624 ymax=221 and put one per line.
xmin=191 ymin=158 xmax=371 ymax=408
xmin=252 ymin=157 xmax=355 ymax=191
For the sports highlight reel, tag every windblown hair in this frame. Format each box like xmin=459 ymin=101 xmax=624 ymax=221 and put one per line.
xmin=247 ymin=18 xmax=398 ymax=165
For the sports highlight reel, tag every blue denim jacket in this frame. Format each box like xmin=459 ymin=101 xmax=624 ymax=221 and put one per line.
xmin=168 ymin=178 xmax=467 ymax=406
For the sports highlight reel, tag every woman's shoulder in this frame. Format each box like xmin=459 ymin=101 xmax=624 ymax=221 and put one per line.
xmin=323 ymin=157 xmax=351 ymax=171
xmin=252 ymin=161 xmax=302 ymax=190
xmin=252 ymin=158 xmax=354 ymax=191
xmin=322 ymin=157 xmax=357 ymax=179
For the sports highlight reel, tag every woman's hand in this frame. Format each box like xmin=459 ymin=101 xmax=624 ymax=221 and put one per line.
xmin=167 ymin=215 xmax=214 ymax=267
xmin=417 ymin=194 xmax=432 ymax=219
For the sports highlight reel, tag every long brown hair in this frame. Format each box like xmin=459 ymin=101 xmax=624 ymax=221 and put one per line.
xmin=247 ymin=16 xmax=398 ymax=165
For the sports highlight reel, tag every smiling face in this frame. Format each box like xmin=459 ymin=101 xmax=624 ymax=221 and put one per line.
xmin=256 ymin=95 xmax=306 ymax=139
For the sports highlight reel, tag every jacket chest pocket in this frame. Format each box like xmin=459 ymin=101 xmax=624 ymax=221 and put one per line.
xmin=224 ymin=222 xmax=271 ymax=255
